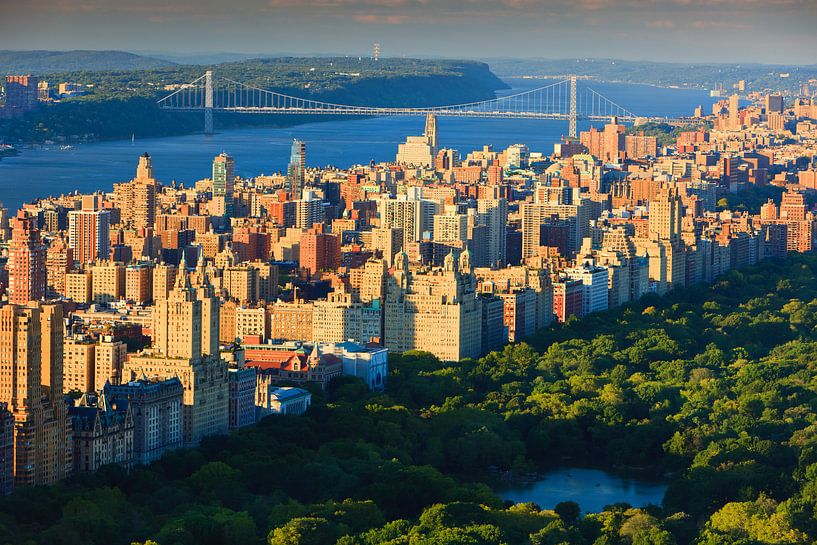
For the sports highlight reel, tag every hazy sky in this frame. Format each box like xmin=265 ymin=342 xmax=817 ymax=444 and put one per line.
xmin=1 ymin=0 xmax=816 ymax=64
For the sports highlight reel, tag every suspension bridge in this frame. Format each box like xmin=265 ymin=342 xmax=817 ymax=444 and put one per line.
xmin=157 ymin=70 xmax=696 ymax=136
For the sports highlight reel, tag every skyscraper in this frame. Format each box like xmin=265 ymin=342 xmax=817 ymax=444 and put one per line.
xmin=287 ymin=140 xmax=306 ymax=198
xmin=8 ymin=211 xmax=46 ymax=305
xmin=0 ymin=302 xmax=71 ymax=487
xmin=114 ymin=153 xmax=157 ymax=230
xmin=124 ymin=257 xmax=228 ymax=446
xmin=424 ymin=113 xmax=438 ymax=151
xmin=212 ymin=152 xmax=235 ymax=218
xmin=649 ymin=186 xmax=683 ymax=243
xmin=477 ymin=196 xmax=508 ymax=267
xmin=729 ymin=93 xmax=740 ymax=130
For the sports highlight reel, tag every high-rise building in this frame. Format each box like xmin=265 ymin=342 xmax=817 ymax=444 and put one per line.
xmin=0 ymin=202 xmax=11 ymax=242
xmin=212 ymin=152 xmax=235 ymax=218
xmin=384 ymin=249 xmax=482 ymax=361
xmin=424 ymin=113 xmax=438 ymax=151
xmin=114 ymin=153 xmax=157 ymax=230
xmin=68 ymin=204 xmax=111 ymax=267
xmin=123 ymin=257 xmax=228 ymax=446
xmin=94 ymin=336 xmax=127 ymax=391
xmin=45 ymin=235 xmax=72 ymax=299
xmin=396 ymin=135 xmax=434 ymax=167
xmin=477 ymin=196 xmax=508 ymax=267
xmin=152 ymin=263 xmax=177 ymax=302
xmin=553 ymin=279 xmax=584 ymax=323
xmin=91 ymin=261 xmax=125 ymax=304
xmin=227 ymin=367 xmax=256 ymax=430
xmin=780 ymin=189 xmax=807 ymax=222
xmin=379 ymin=194 xmax=440 ymax=243
xmin=295 ymin=189 xmax=323 ymax=229
xmin=0 ymin=302 xmax=71 ymax=487
xmin=287 ymin=140 xmax=307 ymax=198
xmin=7 ymin=211 xmax=46 ymax=305
xmin=1 ymin=76 xmax=39 ymax=118
xmin=649 ymin=186 xmax=684 ymax=243
xmin=433 ymin=207 xmax=468 ymax=243
xmin=312 ymin=291 xmax=382 ymax=344
xmin=370 ymin=227 xmax=403 ymax=266
xmin=299 ymin=225 xmax=341 ymax=275
xmin=125 ymin=262 xmax=153 ymax=304
xmin=64 ymin=270 xmax=92 ymax=304
xmin=729 ymin=94 xmax=740 ymax=130
xmin=766 ymin=94 xmax=784 ymax=114
xmin=63 ymin=335 xmax=96 ymax=393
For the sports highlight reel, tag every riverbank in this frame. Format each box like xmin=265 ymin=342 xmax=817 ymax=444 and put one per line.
xmin=0 ymin=79 xmax=717 ymax=214
xmin=0 ymin=58 xmax=508 ymax=148
xmin=0 ymin=145 xmax=19 ymax=160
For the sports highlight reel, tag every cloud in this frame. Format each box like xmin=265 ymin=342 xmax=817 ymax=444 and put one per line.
xmin=354 ymin=14 xmax=412 ymax=23
xmin=690 ymin=20 xmax=750 ymax=30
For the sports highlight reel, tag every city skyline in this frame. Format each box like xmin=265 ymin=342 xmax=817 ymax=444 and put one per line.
xmin=1 ymin=0 xmax=816 ymax=65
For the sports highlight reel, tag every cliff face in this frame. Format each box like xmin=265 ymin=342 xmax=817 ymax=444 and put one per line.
xmin=0 ymin=59 xmax=508 ymax=143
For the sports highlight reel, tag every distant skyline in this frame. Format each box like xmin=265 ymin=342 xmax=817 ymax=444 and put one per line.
xmin=1 ymin=0 xmax=816 ymax=65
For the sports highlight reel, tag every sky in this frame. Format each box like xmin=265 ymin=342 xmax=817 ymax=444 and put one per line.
xmin=1 ymin=0 xmax=816 ymax=65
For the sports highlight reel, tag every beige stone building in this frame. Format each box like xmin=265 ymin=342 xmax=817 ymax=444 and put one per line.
xmin=268 ymin=300 xmax=314 ymax=341
xmin=0 ymin=303 xmax=72 ymax=487
xmin=113 ymin=153 xmax=157 ymax=231
xmin=63 ymin=335 xmax=96 ymax=393
xmin=222 ymin=264 xmax=260 ymax=304
xmin=384 ymin=249 xmax=482 ymax=361
xmin=235 ymin=306 xmax=268 ymax=341
xmin=124 ymin=257 xmax=229 ymax=447
xmin=126 ymin=263 xmax=153 ymax=304
xmin=91 ymin=261 xmax=125 ymax=304
xmin=312 ymin=290 xmax=382 ymax=344
xmin=152 ymin=263 xmax=177 ymax=302
xmin=65 ymin=270 xmax=92 ymax=304
xmin=94 ymin=336 xmax=127 ymax=391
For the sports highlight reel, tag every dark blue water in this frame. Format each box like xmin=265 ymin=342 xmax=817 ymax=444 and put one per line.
xmin=497 ymin=467 xmax=667 ymax=513
xmin=0 ymin=79 xmax=717 ymax=213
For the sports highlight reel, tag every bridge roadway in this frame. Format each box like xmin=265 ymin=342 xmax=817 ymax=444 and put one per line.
xmin=177 ymin=105 xmax=693 ymax=126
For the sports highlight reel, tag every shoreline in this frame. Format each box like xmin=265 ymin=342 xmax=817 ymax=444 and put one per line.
xmin=499 ymin=75 xmax=711 ymax=92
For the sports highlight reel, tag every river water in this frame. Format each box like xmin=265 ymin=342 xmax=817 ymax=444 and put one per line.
xmin=496 ymin=467 xmax=667 ymax=513
xmin=0 ymin=79 xmax=718 ymax=213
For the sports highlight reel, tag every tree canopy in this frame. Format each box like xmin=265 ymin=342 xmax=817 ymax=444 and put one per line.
xmin=8 ymin=255 xmax=817 ymax=544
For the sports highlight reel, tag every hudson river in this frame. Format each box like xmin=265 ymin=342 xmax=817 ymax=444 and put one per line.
xmin=0 ymin=79 xmax=719 ymax=213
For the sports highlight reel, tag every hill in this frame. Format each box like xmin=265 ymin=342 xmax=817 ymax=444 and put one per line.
xmin=0 ymin=57 xmax=507 ymax=144
xmin=486 ymin=57 xmax=817 ymax=93
xmin=0 ymin=50 xmax=175 ymax=74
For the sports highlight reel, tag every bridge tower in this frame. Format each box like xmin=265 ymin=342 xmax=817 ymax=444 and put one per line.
xmin=204 ymin=70 xmax=214 ymax=135
xmin=568 ymin=76 xmax=577 ymax=139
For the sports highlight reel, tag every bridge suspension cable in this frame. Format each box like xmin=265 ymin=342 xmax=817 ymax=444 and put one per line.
xmin=157 ymin=72 xmax=687 ymax=135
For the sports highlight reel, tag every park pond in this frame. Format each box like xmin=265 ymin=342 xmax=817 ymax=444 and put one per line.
xmin=496 ymin=467 xmax=668 ymax=514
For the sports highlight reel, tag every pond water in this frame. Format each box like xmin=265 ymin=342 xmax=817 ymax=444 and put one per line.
xmin=496 ymin=467 xmax=667 ymax=513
